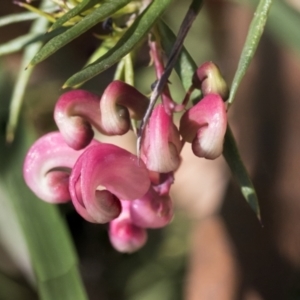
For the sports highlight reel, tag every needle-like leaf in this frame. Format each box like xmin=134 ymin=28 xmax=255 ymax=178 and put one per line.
xmin=158 ymin=21 xmax=261 ymax=220
xmin=49 ymin=0 xmax=102 ymax=31
xmin=29 ymin=0 xmax=132 ymax=67
xmin=63 ymin=0 xmax=173 ymax=88
xmin=228 ymin=0 xmax=273 ymax=106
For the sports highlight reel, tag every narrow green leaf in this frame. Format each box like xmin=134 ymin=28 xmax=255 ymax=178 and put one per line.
xmin=223 ymin=127 xmax=261 ymax=220
xmin=38 ymin=265 xmax=87 ymax=300
xmin=159 ymin=21 xmax=260 ymax=219
xmin=6 ymin=0 xmax=51 ymax=143
xmin=0 ymin=28 xmax=68 ymax=57
xmin=113 ymin=58 xmax=125 ymax=81
xmin=0 ymin=34 xmax=36 ymax=56
xmin=228 ymin=0 xmax=273 ymax=105
xmin=0 ymin=3 xmax=88 ymax=300
xmin=63 ymin=0 xmax=173 ymax=88
xmin=0 ymin=12 xmax=38 ymax=27
xmin=0 ymin=183 xmax=35 ymax=284
xmin=157 ymin=20 xmax=201 ymax=97
xmin=29 ymin=0 xmax=132 ymax=67
xmin=16 ymin=2 xmax=56 ymax=23
xmin=0 ymin=124 xmax=88 ymax=300
xmin=84 ymin=34 xmax=118 ymax=68
xmin=0 ymin=4 xmax=57 ymax=28
xmin=124 ymin=52 xmax=134 ymax=86
xmin=49 ymin=0 xmax=101 ymax=31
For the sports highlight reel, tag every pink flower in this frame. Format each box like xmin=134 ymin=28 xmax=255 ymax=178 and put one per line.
xmin=69 ymin=143 xmax=151 ymax=223
xmin=23 ymin=131 xmax=96 ymax=203
xmin=24 ymin=77 xmax=180 ymax=253
xmin=109 ymin=172 xmax=174 ymax=252
xmin=99 ymin=80 xmax=149 ymax=135
xmin=109 ymin=201 xmax=147 ymax=253
xmin=141 ymin=104 xmax=181 ymax=173
xmin=130 ymin=186 xmax=173 ymax=228
xmin=180 ymin=93 xmax=227 ymax=159
xmin=54 ymin=90 xmax=100 ymax=150
xmin=54 ymin=80 xmax=149 ymax=150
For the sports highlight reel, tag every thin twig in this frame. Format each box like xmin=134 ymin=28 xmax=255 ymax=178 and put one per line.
xmin=137 ymin=0 xmax=203 ymax=155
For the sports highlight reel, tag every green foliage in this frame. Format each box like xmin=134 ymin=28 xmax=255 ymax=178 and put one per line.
xmin=63 ymin=0 xmax=173 ymax=88
xmin=0 ymin=123 xmax=88 ymax=300
xmin=223 ymin=127 xmax=261 ymax=221
xmin=157 ymin=20 xmax=201 ymax=97
xmin=6 ymin=5 xmax=50 ymax=144
xmin=49 ymin=0 xmax=102 ymax=32
xmin=228 ymin=0 xmax=273 ymax=105
xmin=29 ymin=0 xmax=133 ymax=68
xmin=0 ymin=12 xmax=38 ymax=27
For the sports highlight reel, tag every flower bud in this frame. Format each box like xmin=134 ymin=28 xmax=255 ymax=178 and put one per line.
xmin=130 ymin=187 xmax=173 ymax=228
xmin=192 ymin=61 xmax=229 ymax=100
xmin=69 ymin=143 xmax=151 ymax=223
xmin=54 ymin=89 xmax=101 ymax=150
xmin=23 ymin=131 xmax=93 ymax=203
xmin=54 ymin=81 xmax=149 ymax=150
xmin=180 ymin=93 xmax=227 ymax=159
xmin=141 ymin=104 xmax=181 ymax=173
xmin=99 ymin=80 xmax=149 ymax=135
xmin=109 ymin=201 xmax=147 ymax=253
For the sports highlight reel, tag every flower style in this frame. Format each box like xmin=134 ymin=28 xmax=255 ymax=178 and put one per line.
xmin=23 ymin=131 xmax=96 ymax=203
xmin=180 ymin=93 xmax=227 ymax=159
xmin=69 ymin=143 xmax=151 ymax=223
xmin=141 ymin=104 xmax=182 ymax=173
xmin=54 ymin=80 xmax=149 ymax=150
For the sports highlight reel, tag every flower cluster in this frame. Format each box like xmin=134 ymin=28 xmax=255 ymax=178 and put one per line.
xmin=23 ymin=61 xmax=228 ymax=253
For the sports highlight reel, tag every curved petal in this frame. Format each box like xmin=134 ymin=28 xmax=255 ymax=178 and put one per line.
xmin=69 ymin=143 xmax=151 ymax=223
xmin=141 ymin=104 xmax=181 ymax=173
xmin=54 ymin=89 xmax=101 ymax=150
xmin=109 ymin=201 xmax=147 ymax=253
xmin=54 ymin=82 xmax=149 ymax=150
xmin=130 ymin=187 xmax=173 ymax=228
xmin=23 ymin=131 xmax=91 ymax=203
xmin=99 ymin=80 xmax=149 ymax=135
xmin=180 ymin=94 xmax=227 ymax=159
xmin=70 ymin=162 xmax=122 ymax=223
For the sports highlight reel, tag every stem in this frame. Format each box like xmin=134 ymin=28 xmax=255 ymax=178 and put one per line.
xmin=124 ymin=52 xmax=134 ymax=86
xmin=137 ymin=0 xmax=203 ymax=154
xmin=148 ymin=36 xmax=181 ymax=114
xmin=124 ymin=52 xmax=139 ymax=134
xmin=114 ymin=59 xmax=125 ymax=81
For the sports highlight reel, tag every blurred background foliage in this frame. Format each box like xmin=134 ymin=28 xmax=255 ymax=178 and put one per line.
xmin=1 ymin=0 xmax=300 ymax=300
